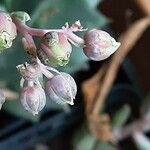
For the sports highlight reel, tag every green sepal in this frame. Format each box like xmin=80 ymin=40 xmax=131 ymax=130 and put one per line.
xmin=11 ymin=11 xmax=31 ymax=24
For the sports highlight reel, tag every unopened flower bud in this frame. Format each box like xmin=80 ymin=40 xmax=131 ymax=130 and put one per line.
xmin=0 ymin=90 xmax=5 ymax=110
xmin=0 ymin=11 xmax=17 ymax=52
xmin=45 ymin=72 xmax=77 ymax=105
xmin=38 ymin=31 xmax=72 ymax=66
xmin=83 ymin=29 xmax=120 ymax=61
xmin=20 ymin=85 xmax=46 ymax=115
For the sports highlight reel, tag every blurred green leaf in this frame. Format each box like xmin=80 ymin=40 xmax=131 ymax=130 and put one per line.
xmin=73 ymin=124 xmax=115 ymax=150
xmin=112 ymin=105 xmax=131 ymax=128
xmin=73 ymin=124 xmax=96 ymax=150
xmin=94 ymin=142 xmax=115 ymax=150
xmin=10 ymin=0 xmax=40 ymax=14
xmin=133 ymin=132 xmax=150 ymax=150
xmin=85 ymin=0 xmax=101 ymax=9
xmin=0 ymin=5 xmax=6 ymax=11
xmin=3 ymin=0 xmax=13 ymax=11
xmin=0 ymin=0 xmax=9 ymax=11
xmin=31 ymin=0 xmax=107 ymax=28
xmin=3 ymin=100 xmax=40 ymax=122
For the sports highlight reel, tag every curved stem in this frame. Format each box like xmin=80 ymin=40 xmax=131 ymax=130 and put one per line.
xmin=41 ymin=68 xmax=54 ymax=79
xmin=28 ymin=27 xmax=62 ymax=37
xmin=12 ymin=16 xmax=63 ymax=37
xmin=12 ymin=17 xmax=29 ymax=37
xmin=64 ymin=31 xmax=84 ymax=47
xmin=46 ymin=66 xmax=61 ymax=75
xmin=29 ymin=27 xmax=85 ymax=47
xmin=12 ymin=17 xmax=37 ymax=57
xmin=37 ymin=60 xmax=56 ymax=78
xmin=23 ymin=33 xmax=37 ymax=57
xmin=12 ymin=16 xmax=85 ymax=46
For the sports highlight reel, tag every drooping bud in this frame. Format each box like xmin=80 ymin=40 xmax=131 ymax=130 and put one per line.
xmin=0 ymin=11 xmax=17 ymax=52
xmin=38 ymin=31 xmax=72 ymax=66
xmin=20 ymin=85 xmax=46 ymax=115
xmin=83 ymin=29 xmax=120 ymax=61
xmin=45 ymin=72 xmax=77 ymax=105
xmin=0 ymin=90 xmax=5 ymax=110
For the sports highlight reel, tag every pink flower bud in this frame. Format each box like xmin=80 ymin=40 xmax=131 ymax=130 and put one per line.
xmin=45 ymin=72 xmax=77 ymax=105
xmin=83 ymin=29 xmax=120 ymax=61
xmin=38 ymin=31 xmax=72 ymax=66
xmin=20 ymin=85 xmax=46 ymax=115
xmin=0 ymin=11 xmax=17 ymax=52
xmin=0 ymin=90 xmax=5 ymax=110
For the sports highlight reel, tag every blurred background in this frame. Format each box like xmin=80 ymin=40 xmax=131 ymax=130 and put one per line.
xmin=0 ymin=0 xmax=150 ymax=149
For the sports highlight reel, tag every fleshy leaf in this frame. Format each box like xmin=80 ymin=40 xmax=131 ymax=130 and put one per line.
xmin=73 ymin=124 xmax=115 ymax=150
xmin=112 ymin=105 xmax=131 ymax=128
xmin=133 ymin=132 xmax=150 ymax=150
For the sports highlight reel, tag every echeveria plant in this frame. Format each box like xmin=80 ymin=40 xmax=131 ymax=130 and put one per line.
xmin=0 ymin=11 xmax=120 ymax=115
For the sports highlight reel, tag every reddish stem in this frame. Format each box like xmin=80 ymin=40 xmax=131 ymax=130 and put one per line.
xmin=12 ymin=16 xmax=85 ymax=47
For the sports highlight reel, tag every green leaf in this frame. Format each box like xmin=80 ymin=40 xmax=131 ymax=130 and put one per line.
xmin=133 ymin=132 xmax=150 ymax=150
xmin=112 ymin=105 xmax=131 ymax=128
xmin=73 ymin=124 xmax=96 ymax=150
xmin=85 ymin=0 xmax=101 ymax=9
xmin=94 ymin=142 xmax=115 ymax=150
xmin=3 ymin=100 xmax=40 ymax=122
xmin=0 ymin=0 xmax=7 ymax=11
xmin=11 ymin=11 xmax=31 ymax=24
xmin=2 ymin=0 xmax=12 ymax=11
xmin=73 ymin=124 xmax=115 ymax=150
xmin=31 ymin=0 xmax=108 ymax=28
xmin=0 ymin=5 xmax=6 ymax=11
xmin=9 ymin=0 xmax=40 ymax=14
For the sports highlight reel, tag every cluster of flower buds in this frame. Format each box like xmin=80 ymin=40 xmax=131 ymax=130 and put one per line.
xmin=37 ymin=21 xmax=120 ymax=67
xmin=17 ymin=59 xmax=77 ymax=115
xmin=0 ymin=11 xmax=120 ymax=115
